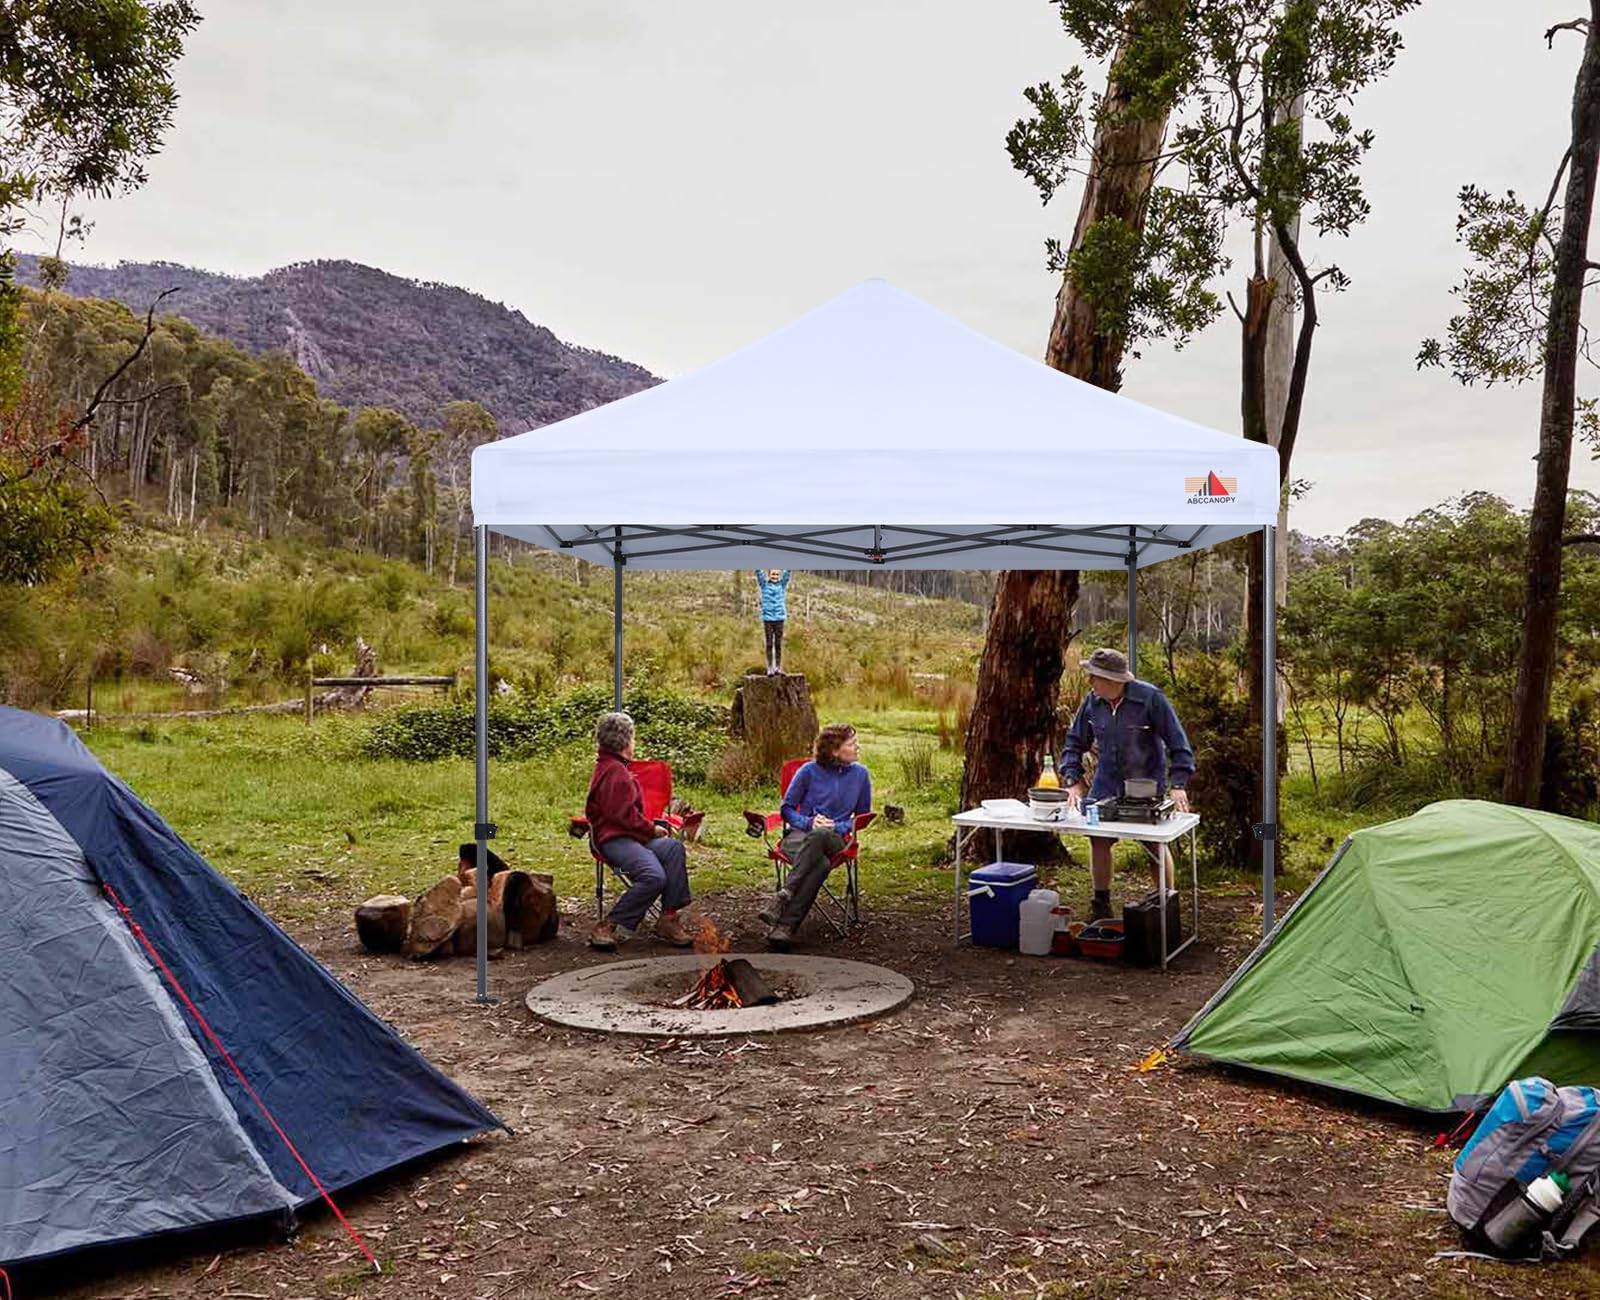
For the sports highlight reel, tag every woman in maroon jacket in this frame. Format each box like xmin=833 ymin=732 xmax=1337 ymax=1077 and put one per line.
xmin=586 ymin=712 xmax=692 ymax=950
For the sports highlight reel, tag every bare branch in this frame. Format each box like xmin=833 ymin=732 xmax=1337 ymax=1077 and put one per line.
xmin=1270 ymin=218 xmax=1324 ymax=479
xmin=1564 ymin=533 xmax=1600 ymax=545
xmin=69 ymin=288 xmax=179 ymax=432
xmin=1536 ymin=149 xmax=1572 ymax=239
xmin=1226 ymin=290 xmax=1246 ymax=323
xmin=103 ymin=383 xmax=186 ymax=406
xmin=1547 ymin=18 xmax=1591 ymax=48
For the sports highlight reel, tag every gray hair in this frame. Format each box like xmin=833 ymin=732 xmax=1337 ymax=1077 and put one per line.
xmin=595 ymin=711 xmax=635 ymax=755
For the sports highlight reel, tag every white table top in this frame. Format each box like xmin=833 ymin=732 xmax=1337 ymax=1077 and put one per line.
xmin=951 ymin=805 xmax=1200 ymax=844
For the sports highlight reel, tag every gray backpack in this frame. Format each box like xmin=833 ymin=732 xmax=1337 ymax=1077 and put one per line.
xmin=1448 ymin=1077 xmax=1600 ymax=1258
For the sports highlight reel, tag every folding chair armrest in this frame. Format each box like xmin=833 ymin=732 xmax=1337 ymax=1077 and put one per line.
xmin=742 ymin=810 xmax=767 ymax=839
xmin=851 ymin=811 xmax=877 ymax=834
xmin=568 ymin=816 xmax=591 ymax=839
xmin=681 ymin=810 xmax=706 ymax=834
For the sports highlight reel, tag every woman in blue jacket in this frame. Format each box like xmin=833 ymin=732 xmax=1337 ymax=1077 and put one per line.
xmin=755 ymin=569 xmax=792 ymax=674
xmin=760 ymin=723 xmax=872 ymax=948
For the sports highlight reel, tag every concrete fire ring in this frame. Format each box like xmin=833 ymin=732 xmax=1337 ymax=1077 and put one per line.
xmin=524 ymin=952 xmax=914 ymax=1038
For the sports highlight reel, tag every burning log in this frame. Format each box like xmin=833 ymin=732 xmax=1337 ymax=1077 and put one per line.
xmin=686 ymin=957 xmax=779 ymax=1009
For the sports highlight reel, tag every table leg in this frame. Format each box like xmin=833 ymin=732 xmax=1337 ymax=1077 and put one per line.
xmin=953 ymin=826 xmax=964 ymax=943
xmin=1191 ymin=826 xmax=1199 ymax=944
xmin=1158 ymin=845 xmax=1169 ymax=972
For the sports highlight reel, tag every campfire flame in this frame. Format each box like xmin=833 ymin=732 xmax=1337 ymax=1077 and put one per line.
xmin=689 ymin=917 xmax=739 ymax=1007
xmin=693 ymin=915 xmax=731 ymax=956
xmin=689 ymin=958 xmax=744 ymax=1010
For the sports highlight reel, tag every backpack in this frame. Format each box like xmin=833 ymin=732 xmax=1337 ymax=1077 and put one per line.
xmin=1448 ymin=1077 xmax=1600 ymax=1257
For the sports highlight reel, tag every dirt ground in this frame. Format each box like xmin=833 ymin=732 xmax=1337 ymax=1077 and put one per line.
xmin=34 ymin=887 xmax=1600 ymax=1300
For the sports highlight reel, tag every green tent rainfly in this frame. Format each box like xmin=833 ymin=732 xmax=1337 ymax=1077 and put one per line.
xmin=1174 ymin=800 xmax=1600 ymax=1114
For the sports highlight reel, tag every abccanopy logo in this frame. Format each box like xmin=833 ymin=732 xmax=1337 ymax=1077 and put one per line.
xmin=1185 ymin=471 xmax=1237 ymax=505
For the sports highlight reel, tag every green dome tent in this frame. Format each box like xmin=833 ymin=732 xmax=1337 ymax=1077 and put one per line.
xmin=1174 ymin=800 xmax=1600 ymax=1114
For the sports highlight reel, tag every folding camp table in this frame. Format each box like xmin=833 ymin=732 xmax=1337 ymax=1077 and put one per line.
xmin=951 ymin=806 xmax=1200 ymax=969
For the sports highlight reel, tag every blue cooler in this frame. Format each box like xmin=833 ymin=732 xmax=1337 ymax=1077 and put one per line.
xmin=967 ymin=861 xmax=1037 ymax=948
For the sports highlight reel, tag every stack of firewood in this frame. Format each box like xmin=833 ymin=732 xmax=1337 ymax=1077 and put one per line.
xmin=355 ymin=846 xmax=559 ymax=959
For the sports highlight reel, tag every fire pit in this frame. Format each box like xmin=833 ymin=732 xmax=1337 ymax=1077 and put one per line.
xmin=523 ymin=952 xmax=913 ymax=1038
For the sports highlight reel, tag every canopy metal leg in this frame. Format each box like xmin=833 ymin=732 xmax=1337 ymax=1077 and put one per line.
xmin=1261 ymin=523 xmax=1278 ymax=935
xmin=473 ymin=525 xmax=495 ymax=1004
xmin=1126 ymin=527 xmax=1138 ymax=673
xmin=612 ymin=527 xmax=624 ymax=709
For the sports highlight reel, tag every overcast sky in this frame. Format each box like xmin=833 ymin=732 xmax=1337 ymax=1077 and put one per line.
xmin=32 ymin=0 xmax=1600 ymax=535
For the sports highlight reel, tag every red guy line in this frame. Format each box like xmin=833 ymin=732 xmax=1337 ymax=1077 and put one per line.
xmin=100 ymin=884 xmax=379 ymax=1272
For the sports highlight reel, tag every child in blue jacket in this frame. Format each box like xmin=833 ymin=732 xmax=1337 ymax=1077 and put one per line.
xmin=755 ymin=569 xmax=792 ymax=674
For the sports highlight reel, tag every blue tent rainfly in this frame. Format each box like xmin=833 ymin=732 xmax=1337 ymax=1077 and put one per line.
xmin=0 ymin=706 xmax=501 ymax=1270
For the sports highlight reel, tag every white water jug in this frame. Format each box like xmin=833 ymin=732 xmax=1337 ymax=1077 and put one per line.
xmin=1018 ymin=888 xmax=1060 ymax=956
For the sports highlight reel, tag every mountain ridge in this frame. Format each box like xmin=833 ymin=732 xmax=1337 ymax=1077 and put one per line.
xmin=14 ymin=254 xmax=658 ymax=432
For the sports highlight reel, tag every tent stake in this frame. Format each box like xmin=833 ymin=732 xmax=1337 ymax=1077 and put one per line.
xmin=474 ymin=525 xmax=495 ymax=1004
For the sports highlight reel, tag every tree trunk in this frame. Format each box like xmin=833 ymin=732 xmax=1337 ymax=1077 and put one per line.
xmin=962 ymin=0 xmax=1185 ymax=851
xmin=1242 ymin=273 xmax=1274 ymax=738
xmin=1265 ymin=101 xmax=1301 ymax=610
xmin=959 ymin=570 xmax=1081 ymax=858
xmin=1504 ymin=6 xmax=1600 ymax=807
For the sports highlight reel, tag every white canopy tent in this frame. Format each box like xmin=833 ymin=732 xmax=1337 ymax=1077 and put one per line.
xmin=468 ymin=280 xmax=1283 ymax=1001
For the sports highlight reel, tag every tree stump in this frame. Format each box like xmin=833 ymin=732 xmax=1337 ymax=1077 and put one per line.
xmin=730 ymin=672 xmax=819 ymax=771
xmin=318 ymin=636 xmax=380 ymax=712
xmin=355 ymin=894 xmax=412 ymax=953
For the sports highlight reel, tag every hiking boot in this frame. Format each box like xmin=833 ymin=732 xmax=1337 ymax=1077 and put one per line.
xmin=588 ymin=921 xmax=618 ymax=951
xmin=1088 ymin=895 xmax=1113 ymax=923
xmin=653 ymin=913 xmax=693 ymax=947
xmin=758 ymin=889 xmax=792 ymax=927
xmin=765 ymin=924 xmax=794 ymax=951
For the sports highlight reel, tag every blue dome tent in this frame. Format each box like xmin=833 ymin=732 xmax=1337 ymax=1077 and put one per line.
xmin=0 ymin=706 xmax=500 ymax=1270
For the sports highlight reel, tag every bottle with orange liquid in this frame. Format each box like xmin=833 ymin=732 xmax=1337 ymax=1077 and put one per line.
xmin=1036 ymin=754 xmax=1061 ymax=789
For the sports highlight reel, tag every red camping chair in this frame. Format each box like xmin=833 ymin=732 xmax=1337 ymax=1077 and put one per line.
xmin=743 ymin=757 xmax=875 ymax=937
xmin=568 ymin=759 xmax=705 ymax=919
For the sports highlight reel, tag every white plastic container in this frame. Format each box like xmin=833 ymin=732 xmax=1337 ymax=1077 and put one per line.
xmin=1018 ymin=888 xmax=1061 ymax=955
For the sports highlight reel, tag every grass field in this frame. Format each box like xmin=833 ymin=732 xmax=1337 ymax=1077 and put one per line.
xmin=79 ymin=701 xmax=1377 ymax=930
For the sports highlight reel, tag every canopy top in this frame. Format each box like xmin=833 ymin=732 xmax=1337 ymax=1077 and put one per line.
xmin=472 ymin=279 xmax=1278 ymax=570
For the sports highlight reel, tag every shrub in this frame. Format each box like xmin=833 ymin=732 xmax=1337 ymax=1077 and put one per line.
xmin=127 ymin=628 xmax=171 ymax=678
xmin=707 ymin=742 xmax=765 ymax=793
xmin=1165 ymin=656 xmax=1277 ymax=874
xmin=1324 ymin=742 xmax=1481 ymax=813
xmin=1541 ymin=688 xmax=1600 ymax=817
xmin=896 ymin=737 xmax=937 ymax=789
xmin=360 ymin=682 xmax=729 ymax=780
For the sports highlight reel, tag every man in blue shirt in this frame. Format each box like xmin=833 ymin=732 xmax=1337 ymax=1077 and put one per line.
xmin=1061 ymin=647 xmax=1195 ymax=921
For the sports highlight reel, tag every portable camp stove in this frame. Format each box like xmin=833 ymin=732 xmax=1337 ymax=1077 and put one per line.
xmin=1092 ymin=777 xmax=1176 ymax=824
xmin=1092 ymin=794 xmax=1176 ymax=824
